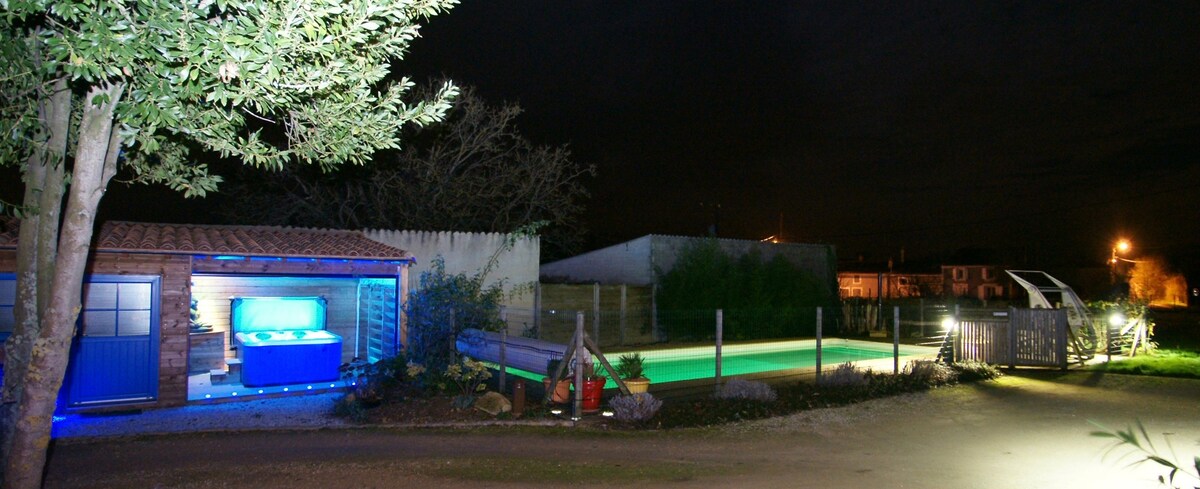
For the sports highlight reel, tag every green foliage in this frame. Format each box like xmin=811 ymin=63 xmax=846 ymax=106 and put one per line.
xmin=444 ymin=357 xmax=492 ymax=408
xmin=404 ymin=256 xmax=505 ymax=377
xmin=583 ymin=362 xmax=607 ymax=381
xmin=656 ymin=240 xmax=829 ymax=341
xmin=948 ymin=360 xmax=1003 ymax=382
xmin=1092 ymin=420 xmax=1200 ymax=488
xmin=615 ymin=353 xmax=645 ymax=380
xmin=1089 ymin=298 xmax=1157 ymax=354
xmin=2 ymin=0 xmax=460 ymax=191
xmin=1091 ymin=350 xmax=1200 ymax=379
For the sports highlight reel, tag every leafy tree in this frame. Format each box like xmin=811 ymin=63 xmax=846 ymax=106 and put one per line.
xmin=1128 ymin=256 xmax=1189 ymax=307
xmin=657 ymin=240 xmax=831 ymax=341
xmin=0 ymin=1 xmax=458 ymax=487
xmin=219 ymin=83 xmax=596 ymax=260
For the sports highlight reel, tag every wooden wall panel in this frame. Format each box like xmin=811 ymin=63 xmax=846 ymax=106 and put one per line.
xmin=84 ymin=252 xmax=193 ymax=409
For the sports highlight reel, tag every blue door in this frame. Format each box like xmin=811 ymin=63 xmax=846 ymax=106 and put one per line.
xmin=65 ymin=276 xmax=160 ymax=406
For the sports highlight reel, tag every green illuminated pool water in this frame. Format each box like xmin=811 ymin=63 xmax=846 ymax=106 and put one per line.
xmin=498 ymin=341 xmax=922 ymax=385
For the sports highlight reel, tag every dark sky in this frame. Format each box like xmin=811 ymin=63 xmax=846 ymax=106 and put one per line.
xmin=399 ymin=1 xmax=1200 ymax=267
xmin=5 ymin=2 xmax=1197 ymax=269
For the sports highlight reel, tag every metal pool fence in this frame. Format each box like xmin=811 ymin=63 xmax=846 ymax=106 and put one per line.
xmin=471 ymin=306 xmax=946 ymax=397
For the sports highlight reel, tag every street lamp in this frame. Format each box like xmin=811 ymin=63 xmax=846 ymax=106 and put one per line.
xmin=1109 ymin=239 xmax=1131 ymax=265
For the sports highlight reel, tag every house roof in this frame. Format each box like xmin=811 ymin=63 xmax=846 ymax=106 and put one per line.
xmin=0 ymin=217 xmax=413 ymax=262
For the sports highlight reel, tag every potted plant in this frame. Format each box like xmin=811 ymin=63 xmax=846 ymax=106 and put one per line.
xmin=580 ymin=362 xmax=607 ymax=413
xmin=542 ymin=358 xmax=571 ymax=404
xmin=615 ymin=352 xmax=650 ymax=394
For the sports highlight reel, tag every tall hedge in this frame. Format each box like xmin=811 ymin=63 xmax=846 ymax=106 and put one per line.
xmin=657 ymin=240 xmax=830 ymax=341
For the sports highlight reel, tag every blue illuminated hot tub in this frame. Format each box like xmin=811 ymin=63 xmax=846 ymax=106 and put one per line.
xmin=235 ymin=330 xmax=342 ymax=387
xmin=230 ymin=297 xmax=342 ymax=387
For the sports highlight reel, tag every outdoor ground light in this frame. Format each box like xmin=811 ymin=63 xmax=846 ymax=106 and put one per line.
xmin=1108 ymin=312 xmax=1126 ymax=327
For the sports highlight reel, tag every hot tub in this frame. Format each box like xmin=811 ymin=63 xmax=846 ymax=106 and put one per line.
xmin=235 ymin=330 xmax=342 ymax=387
xmin=230 ymin=296 xmax=342 ymax=387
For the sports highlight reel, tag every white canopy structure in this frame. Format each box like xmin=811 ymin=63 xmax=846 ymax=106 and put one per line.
xmin=1005 ymin=270 xmax=1098 ymax=359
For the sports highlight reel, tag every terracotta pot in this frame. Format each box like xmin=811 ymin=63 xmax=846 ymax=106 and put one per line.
xmin=542 ymin=377 xmax=571 ymax=404
xmin=581 ymin=377 xmax=606 ymax=412
xmin=623 ymin=377 xmax=650 ymax=394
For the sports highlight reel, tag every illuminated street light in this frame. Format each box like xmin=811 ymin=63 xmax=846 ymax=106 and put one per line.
xmin=1110 ymin=239 xmax=1134 ymax=265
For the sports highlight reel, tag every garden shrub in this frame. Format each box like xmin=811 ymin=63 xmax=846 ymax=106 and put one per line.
xmin=904 ymin=360 xmax=956 ymax=386
xmin=610 ymin=393 xmax=663 ymax=424
xmin=405 ymin=256 xmax=505 ymax=379
xmin=819 ymin=362 xmax=867 ymax=388
xmin=949 ymin=360 xmax=1002 ymax=382
xmin=715 ymin=379 xmax=778 ymax=402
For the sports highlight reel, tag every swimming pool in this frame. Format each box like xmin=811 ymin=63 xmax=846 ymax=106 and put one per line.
xmin=495 ymin=338 xmax=938 ymax=385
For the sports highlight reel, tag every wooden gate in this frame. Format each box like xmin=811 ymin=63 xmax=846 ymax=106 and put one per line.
xmin=955 ymin=308 xmax=1069 ymax=370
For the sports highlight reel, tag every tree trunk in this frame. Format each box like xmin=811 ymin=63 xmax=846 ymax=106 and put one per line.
xmin=1 ymin=77 xmax=70 ymax=470
xmin=4 ymin=83 xmax=122 ymax=489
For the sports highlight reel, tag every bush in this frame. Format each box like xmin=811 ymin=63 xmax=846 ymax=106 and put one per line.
xmin=949 ymin=360 xmax=1002 ymax=382
xmin=819 ymin=362 xmax=867 ymax=388
xmin=715 ymin=379 xmax=777 ymax=402
xmin=405 ymin=257 xmax=505 ymax=377
xmin=610 ymin=393 xmax=663 ymax=424
xmin=333 ymin=392 xmax=370 ymax=423
xmin=905 ymin=360 xmax=956 ymax=386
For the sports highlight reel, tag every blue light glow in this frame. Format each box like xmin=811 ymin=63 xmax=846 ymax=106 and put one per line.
xmin=52 ymin=415 xmax=67 ymax=423
xmin=231 ymin=296 xmax=326 ymax=333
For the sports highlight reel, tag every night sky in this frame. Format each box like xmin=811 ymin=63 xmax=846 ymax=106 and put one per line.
xmin=399 ymin=2 xmax=1200 ymax=268
xmin=6 ymin=2 xmax=1199 ymax=270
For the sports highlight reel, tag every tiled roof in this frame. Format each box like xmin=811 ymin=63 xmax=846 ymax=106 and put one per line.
xmin=0 ymin=218 xmax=412 ymax=262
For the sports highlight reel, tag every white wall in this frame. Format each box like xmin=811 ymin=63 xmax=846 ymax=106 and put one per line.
xmin=364 ymin=229 xmax=539 ymax=311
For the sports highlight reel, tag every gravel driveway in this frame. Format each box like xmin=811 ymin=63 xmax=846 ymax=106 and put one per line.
xmin=45 ymin=371 xmax=1200 ymax=488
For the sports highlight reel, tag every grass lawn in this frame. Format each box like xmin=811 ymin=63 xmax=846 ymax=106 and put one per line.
xmin=1091 ymin=349 xmax=1200 ymax=379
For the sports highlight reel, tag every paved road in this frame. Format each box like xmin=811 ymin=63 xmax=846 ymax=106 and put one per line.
xmin=44 ymin=371 xmax=1200 ymax=488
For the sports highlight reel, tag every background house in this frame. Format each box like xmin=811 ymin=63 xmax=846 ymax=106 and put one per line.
xmin=838 ymin=267 xmax=943 ymax=299
xmin=941 ymin=264 xmax=1016 ymax=303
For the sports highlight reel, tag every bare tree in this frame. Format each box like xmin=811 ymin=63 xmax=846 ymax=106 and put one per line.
xmin=221 ymin=83 xmax=595 ymax=259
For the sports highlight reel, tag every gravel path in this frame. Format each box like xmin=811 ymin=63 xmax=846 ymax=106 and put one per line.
xmin=52 ymin=392 xmax=347 ymax=440
xmin=44 ymin=372 xmax=1200 ymax=488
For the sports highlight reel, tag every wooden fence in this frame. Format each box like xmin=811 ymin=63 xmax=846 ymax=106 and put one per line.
xmin=955 ymin=308 xmax=1069 ymax=370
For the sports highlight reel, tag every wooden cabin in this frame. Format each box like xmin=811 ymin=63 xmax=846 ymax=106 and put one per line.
xmin=0 ymin=219 xmax=412 ymax=411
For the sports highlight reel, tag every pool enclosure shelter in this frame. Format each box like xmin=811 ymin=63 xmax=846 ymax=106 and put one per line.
xmin=0 ymin=219 xmax=412 ymax=411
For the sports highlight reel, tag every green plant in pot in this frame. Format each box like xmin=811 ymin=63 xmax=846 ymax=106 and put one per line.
xmin=543 ymin=358 xmax=571 ymax=404
xmin=580 ymin=362 xmax=608 ymax=413
xmin=616 ymin=353 xmax=650 ymax=394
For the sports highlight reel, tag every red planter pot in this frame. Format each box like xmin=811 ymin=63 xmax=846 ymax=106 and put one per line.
xmin=581 ymin=377 xmax=606 ymax=413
